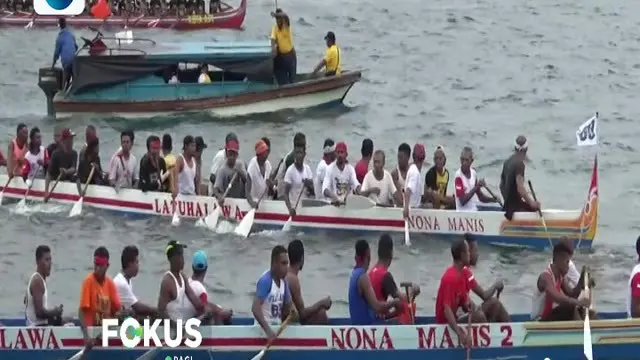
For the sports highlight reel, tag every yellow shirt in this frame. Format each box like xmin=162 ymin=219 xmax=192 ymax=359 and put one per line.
xmin=324 ymin=44 xmax=341 ymax=75
xmin=270 ymin=24 xmax=294 ymax=54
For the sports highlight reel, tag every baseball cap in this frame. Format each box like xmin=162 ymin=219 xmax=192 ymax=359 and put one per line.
xmin=324 ymin=31 xmax=336 ymax=42
xmin=192 ymin=250 xmax=208 ymax=271
xmin=225 ymin=132 xmax=238 ymax=143
xmin=61 ymin=128 xmax=76 ymax=139
xmin=166 ymin=240 xmax=187 ymax=259
xmin=323 ymin=138 xmax=335 ymax=154
xmin=226 ymin=139 xmax=239 ymax=152
xmin=195 ymin=136 xmax=207 ymax=151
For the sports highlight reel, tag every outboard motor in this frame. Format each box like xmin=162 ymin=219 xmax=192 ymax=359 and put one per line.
xmin=38 ymin=67 xmax=63 ymax=118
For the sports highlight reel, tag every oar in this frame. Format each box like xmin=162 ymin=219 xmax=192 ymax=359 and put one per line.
xmin=17 ymin=165 xmax=40 ymax=208
xmin=527 ymin=180 xmax=553 ymax=248
xmin=466 ymin=303 xmax=472 ymax=360
xmin=0 ymin=163 xmax=20 ymax=205
xmin=202 ymin=172 xmax=239 ymax=230
xmin=250 ymin=311 xmax=294 ymax=360
xmin=69 ymin=166 xmax=96 ymax=217
xmin=171 ymin=195 xmax=181 ymax=227
xmin=402 ymin=191 xmax=411 ymax=247
xmin=282 ymin=187 xmax=305 ymax=232
xmin=66 ymin=331 xmax=102 ymax=360
xmin=43 ymin=172 xmax=64 ymax=203
xmin=400 ymin=282 xmax=415 ymax=324
xmin=482 ymin=185 xmax=503 ymax=208
xmin=583 ymin=271 xmax=593 ymax=360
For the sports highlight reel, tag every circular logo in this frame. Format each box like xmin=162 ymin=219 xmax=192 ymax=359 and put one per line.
xmin=123 ymin=317 xmax=143 ymax=340
xmin=45 ymin=0 xmax=74 ymax=10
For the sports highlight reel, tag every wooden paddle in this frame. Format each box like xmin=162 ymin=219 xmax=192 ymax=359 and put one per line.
xmin=527 ymin=180 xmax=553 ymax=248
xmin=583 ymin=272 xmax=593 ymax=360
xmin=202 ymin=172 xmax=239 ymax=230
xmin=482 ymin=185 xmax=503 ymax=208
xmin=282 ymin=187 xmax=305 ymax=232
xmin=250 ymin=310 xmax=295 ymax=360
xmin=400 ymin=282 xmax=415 ymax=324
xmin=17 ymin=165 xmax=40 ymax=208
xmin=0 ymin=163 xmax=21 ymax=206
xmin=69 ymin=166 xmax=96 ymax=217
xmin=43 ymin=172 xmax=64 ymax=203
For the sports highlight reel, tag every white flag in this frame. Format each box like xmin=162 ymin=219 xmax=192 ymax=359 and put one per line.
xmin=576 ymin=113 xmax=598 ymax=147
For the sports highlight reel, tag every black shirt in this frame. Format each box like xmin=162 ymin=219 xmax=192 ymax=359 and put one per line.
xmin=139 ymin=154 xmax=167 ymax=192
xmin=381 ymin=272 xmax=398 ymax=300
xmin=44 ymin=142 xmax=59 ymax=173
xmin=500 ymin=153 xmax=526 ymax=219
xmin=77 ymin=152 xmax=105 ymax=185
xmin=48 ymin=148 xmax=78 ymax=181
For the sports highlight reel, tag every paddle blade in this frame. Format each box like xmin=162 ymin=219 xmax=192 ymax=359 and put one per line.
xmin=204 ymin=206 xmax=222 ymax=230
xmin=0 ymin=191 xmax=4 ymax=206
xmin=583 ymin=311 xmax=592 ymax=360
xmin=171 ymin=210 xmax=180 ymax=227
xmin=16 ymin=198 xmax=26 ymax=209
xmin=404 ymin=220 xmax=411 ymax=246
xmin=282 ymin=216 xmax=292 ymax=232
xmin=234 ymin=208 xmax=256 ymax=238
xmin=250 ymin=349 xmax=266 ymax=360
xmin=69 ymin=198 xmax=83 ymax=217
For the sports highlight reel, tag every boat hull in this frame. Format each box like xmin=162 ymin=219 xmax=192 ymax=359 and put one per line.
xmin=0 ymin=2 xmax=246 ymax=30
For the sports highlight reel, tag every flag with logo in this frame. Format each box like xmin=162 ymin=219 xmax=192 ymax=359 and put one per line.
xmin=576 ymin=113 xmax=598 ymax=147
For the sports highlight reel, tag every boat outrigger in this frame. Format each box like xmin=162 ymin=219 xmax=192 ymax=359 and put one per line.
xmin=37 ymin=29 xmax=361 ymax=119
xmin=0 ymin=156 xmax=598 ymax=250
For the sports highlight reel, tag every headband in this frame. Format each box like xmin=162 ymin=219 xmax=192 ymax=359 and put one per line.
xmin=323 ymin=144 xmax=336 ymax=154
xmin=94 ymin=256 xmax=109 ymax=266
xmin=514 ymin=140 xmax=528 ymax=152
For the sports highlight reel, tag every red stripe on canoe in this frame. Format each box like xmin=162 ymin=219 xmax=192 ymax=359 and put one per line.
xmin=61 ymin=337 xmax=328 ymax=347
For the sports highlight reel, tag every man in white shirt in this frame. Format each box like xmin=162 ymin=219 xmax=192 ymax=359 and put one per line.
xmin=361 ymin=150 xmax=398 ymax=206
xmin=209 ymin=132 xmax=236 ymax=193
xmin=453 ymin=147 xmax=498 ymax=211
xmin=188 ymin=250 xmax=233 ymax=324
xmin=246 ymin=139 xmax=273 ymax=208
xmin=284 ymin=143 xmax=314 ymax=216
xmin=275 ymin=132 xmax=306 ymax=200
xmin=314 ymin=138 xmax=335 ymax=199
xmin=108 ymin=130 xmax=139 ymax=191
xmin=402 ymin=143 xmax=426 ymax=219
xmin=113 ymin=245 xmax=157 ymax=318
xmin=322 ymin=141 xmax=360 ymax=204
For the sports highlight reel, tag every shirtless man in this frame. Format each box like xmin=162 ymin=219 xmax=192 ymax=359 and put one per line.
xmin=173 ymin=136 xmax=199 ymax=196
xmin=286 ymin=240 xmax=331 ymax=324
xmin=500 ymin=135 xmax=540 ymax=220
xmin=390 ymin=143 xmax=411 ymax=192
xmin=24 ymin=245 xmax=63 ymax=326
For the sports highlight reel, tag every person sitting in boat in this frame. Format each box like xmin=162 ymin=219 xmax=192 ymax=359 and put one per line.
xmin=270 ymin=8 xmax=296 ymax=85
xmin=368 ymin=234 xmax=420 ymax=324
xmin=209 ymin=132 xmax=236 ymax=194
xmin=173 ymin=135 xmax=200 ymax=196
xmin=390 ymin=143 xmax=410 ymax=193
xmin=108 ymin=130 xmax=139 ymax=191
xmin=453 ymin=147 xmax=499 ymax=212
xmin=52 ymin=18 xmax=77 ymax=91
xmin=210 ymin=0 xmax=221 ymax=13
xmin=628 ymin=236 xmax=640 ymax=318
xmin=275 ymin=132 xmax=305 ymax=200
xmin=194 ymin=136 xmax=207 ymax=194
xmin=186 ymin=250 xmax=233 ymax=324
xmin=423 ymin=146 xmax=454 ymax=209
xmin=354 ymin=138 xmax=372 ymax=184
xmin=463 ymin=233 xmax=510 ymax=322
xmin=246 ymin=139 xmax=274 ymax=208
xmin=7 ymin=123 xmax=28 ymax=177
xmin=500 ymin=135 xmax=540 ymax=220
xmin=212 ymin=137 xmax=247 ymax=200
xmin=162 ymin=134 xmax=176 ymax=192
xmin=22 ymin=127 xmax=47 ymax=181
xmin=532 ymin=241 xmax=590 ymax=321
xmin=252 ymin=245 xmax=293 ymax=339
xmin=313 ymin=138 xmax=335 ymax=199
xmin=322 ymin=141 xmax=361 ymax=205
xmin=312 ymin=31 xmax=341 ymax=77
xmin=286 ymin=240 xmax=331 ymax=324
xmin=402 ymin=143 xmax=426 ymax=218
xmin=349 ymin=239 xmax=401 ymax=325
xmin=360 ymin=150 xmax=399 ymax=207
xmin=198 ymin=64 xmax=212 ymax=83
xmin=113 ymin=245 xmax=158 ymax=320
xmin=139 ymin=135 xmax=168 ymax=192
xmin=284 ymin=139 xmax=314 ymax=215
xmin=24 ymin=245 xmax=64 ymax=326
xmin=45 ymin=128 xmax=77 ymax=203
xmin=77 ymin=137 xmax=107 ymax=186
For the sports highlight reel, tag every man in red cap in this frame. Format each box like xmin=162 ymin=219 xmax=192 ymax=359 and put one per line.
xmin=44 ymin=128 xmax=77 ymax=202
xmin=246 ymin=138 xmax=274 ymax=208
xmin=402 ymin=143 xmax=426 ymax=219
xmin=322 ymin=141 xmax=360 ymax=204
xmin=212 ymin=137 xmax=247 ymax=202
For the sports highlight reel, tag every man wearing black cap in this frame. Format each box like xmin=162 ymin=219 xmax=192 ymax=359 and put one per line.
xmin=270 ymin=8 xmax=296 ymax=85
xmin=195 ymin=136 xmax=207 ymax=195
xmin=209 ymin=132 xmax=238 ymax=191
xmin=158 ymin=241 xmax=209 ymax=324
xmin=312 ymin=31 xmax=341 ymax=77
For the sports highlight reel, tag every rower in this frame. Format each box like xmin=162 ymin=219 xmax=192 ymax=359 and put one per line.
xmin=187 ymin=250 xmax=233 ymax=324
xmin=276 ymin=133 xmax=306 ymax=200
xmin=24 ymin=245 xmax=63 ymax=326
xmin=79 ymin=247 xmax=122 ymax=350
xmin=139 ymin=135 xmax=167 ymax=192
xmin=368 ymin=234 xmax=420 ymax=324
xmin=246 ymin=139 xmax=273 ymax=209
xmin=270 ymin=8 xmax=296 ymax=85
xmin=558 ymin=237 xmax=597 ymax=319
xmin=45 ymin=126 xmax=62 ymax=163
xmin=313 ymin=138 xmax=335 ymax=199
xmin=284 ymin=141 xmax=314 ymax=215
xmin=209 ymin=132 xmax=237 ymax=192
xmin=113 ymin=245 xmax=157 ymax=318
xmin=252 ymin=245 xmax=293 ymax=340
xmin=312 ymin=31 xmax=341 ymax=77
xmin=454 ymin=147 xmax=499 ymax=211
xmin=322 ymin=141 xmax=360 ymax=204
xmin=162 ymin=134 xmax=176 ymax=192
xmin=286 ymin=240 xmax=331 ymax=324
xmin=463 ymin=234 xmax=510 ymax=322
xmin=108 ymin=130 xmax=138 ymax=191
xmin=628 ymin=236 xmax=640 ymax=318
xmin=402 ymin=143 xmax=426 ymax=219
xmin=390 ymin=143 xmax=410 ymax=193
xmin=531 ymin=241 xmax=590 ymax=321
xmin=424 ymin=145 xmax=453 ymax=209
xmin=500 ymin=135 xmax=540 ymax=220
xmin=77 ymin=138 xmax=106 ymax=186
xmin=360 ymin=150 xmax=399 ymax=206
xmin=354 ymin=138 xmax=373 ymax=184
xmin=45 ymin=128 xmax=77 ymax=202
xmin=52 ymin=18 xmax=77 ymax=90
xmin=349 ymin=239 xmax=401 ymax=325
xmin=212 ymin=137 xmax=247 ymax=200
xmin=195 ymin=136 xmax=207 ymax=194
xmin=174 ymin=135 xmax=199 ymax=197
xmin=158 ymin=241 xmax=209 ymax=324
xmin=22 ymin=127 xmax=47 ymax=180
xmin=82 ymin=125 xmax=97 ymax=152
xmin=7 ymin=123 xmax=28 ymax=176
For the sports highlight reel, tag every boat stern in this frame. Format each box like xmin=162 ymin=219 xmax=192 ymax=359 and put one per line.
xmin=37 ymin=67 xmax=64 ymax=118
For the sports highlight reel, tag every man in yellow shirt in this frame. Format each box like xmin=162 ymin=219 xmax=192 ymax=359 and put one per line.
xmin=270 ymin=8 xmax=296 ymax=85
xmin=162 ymin=134 xmax=176 ymax=192
xmin=312 ymin=31 xmax=341 ymax=77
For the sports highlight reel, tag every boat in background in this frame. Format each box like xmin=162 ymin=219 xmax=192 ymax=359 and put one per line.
xmin=36 ymin=30 xmax=361 ymax=119
xmin=0 ymin=312 xmax=637 ymax=359
xmin=0 ymin=1 xmax=246 ymax=30
xmin=0 ymin=156 xmax=598 ymax=250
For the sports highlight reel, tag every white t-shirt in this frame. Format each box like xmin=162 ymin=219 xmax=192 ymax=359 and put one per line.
xmin=247 ymin=156 xmax=273 ymax=202
xmin=284 ymin=163 xmax=313 ymax=202
xmin=113 ymin=273 xmax=139 ymax=309
xmin=108 ymin=152 xmax=138 ymax=189
xmin=454 ymin=167 xmax=480 ymax=211
xmin=209 ymin=149 xmax=226 ymax=194
xmin=322 ymin=162 xmax=360 ymax=201
xmin=314 ymin=159 xmax=333 ymax=200
xmin=404 ymin=164 xmax=423 ymax=207
xmin=565 ymin=260 xmax=580 ymax=288
xmin=361 ymin=169 xmax=396 ymax=205
xmin=186 ymin=278 xmax=208 ymax=318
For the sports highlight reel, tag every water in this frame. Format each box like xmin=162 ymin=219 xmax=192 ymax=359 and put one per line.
xmin=0 ymin=0 xmax=638 ymax=319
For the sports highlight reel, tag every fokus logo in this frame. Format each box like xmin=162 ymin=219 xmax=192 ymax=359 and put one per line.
xmin=102 ymin=317 xmax=202 ymax=348
xmin=35 ymin=0 xmax=85 ymax=15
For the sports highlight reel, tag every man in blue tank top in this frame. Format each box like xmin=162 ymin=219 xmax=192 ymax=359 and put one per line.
xmin=349 ymin=239 xmax=401 ymax=325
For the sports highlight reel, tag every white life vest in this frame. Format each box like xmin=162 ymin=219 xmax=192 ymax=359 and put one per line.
xmin=178 ymin=154 xmax=196 ymax=195
xmin=454 ymin=167 xmax=480 ymax=211
xmin=165 ymin=271 xmax=188 ymax=321
xmin=25 ymin=272 xmax=47 ymax=327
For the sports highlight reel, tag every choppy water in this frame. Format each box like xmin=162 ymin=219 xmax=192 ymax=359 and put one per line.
xmin=0 ymin=0 xmax=638 ymax=319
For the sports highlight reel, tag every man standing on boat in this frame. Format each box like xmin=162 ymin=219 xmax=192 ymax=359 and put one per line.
xmin=312 ymin=31 xmax=341 ymax=77
xmin=108 ymin=130 xmax=138 ymax=191
xmin=246 ymin=139 xmax=273 ymax=208
xmin=51 ymin=18 xmax=77 ymax=90
xmin=313 ymin=138 xmax=335 ymax=199
xmin=286 ymin=240 xmax=331 ymax=324
xmin=628 ymin=236 xmax=640 ymax=318
xmin=500 ymin=135 xmax=540 ymax=220
xmin=349 ymin=239 xmax=401 ymax=325
xmin=284 ymin=140 xmax=314 ymax=215
xmin=45 ymin=128 xmax=77 ymax=202
xmin=322 ymin=142 xmax=360 ymax=204
xmin=113 ymin=245 xmax=158 ymax=319
xmin=453 ymin=147 xmax=499 ymax=211
xmin=174 ymin=135 xmax=199 ymax=196
xmin=212 ymin=137 xmax=246 ymax=200
xmin=25 ymin=245 xmax=64 ymax=326
xmin=270 ymin=8 xmax=296 ymax=85
xmin=252 ymin=245 xmax=293 ymax=340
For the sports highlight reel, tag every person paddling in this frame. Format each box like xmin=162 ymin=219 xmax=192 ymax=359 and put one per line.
xmin=360 ymin=150 xmax=399 ymax=206
xmin=313 ymin=138 xmax=335 ymax=199
xmin=275 ymin=133 xmax=306 ymax=200
xmin=453 ymin=147 xmax=499 ymax=211
xmin=322 ymin=142 xmax=360 ymax=204
xmin=284 ymin=141 xmax=314 ymax=216
xmin=500 ymin=135 xmax=540 ymax=220
xmin=108 ymin=130 xmax=138 ymax=191
xmin=45 ymin=128 xmax=77 ymax=201
xmin=390 ymin=143 xmax=410 ymax=192
xmin=22 ymin=127 xmax=47 ymax=180
xmin=212 ymin=137 xmax=246 ymax=200
xmin=424 ymin=146 xmax=454 ymax=209
xmin=628 ymin=235 xmax=640 ymax=318
xmin=402 ymin=143 xmax=426 ymax=219
xmin=354 ymin=138 xmax=373 ymax=184
xmin=139 ymin=135 xmax=167 ymax=192
xmin=7 ymin=123 xmax=28 ymax=176
xmin=286 ymin=240 xmax=331 ymax=324
xmin=113 ymin=246 xmax=157 ymax=319
xmin=174 ymin=135 xmax=199 ymax=197
xmin=24 ymin=245 xmax=63 ymax=326
xmin=186 ymin=250 xmax=233 ymax=324
xmin=246 ymin=139 xmax=273 ymax=208
xmin=349 ymin=239 xmax=401 ymax=325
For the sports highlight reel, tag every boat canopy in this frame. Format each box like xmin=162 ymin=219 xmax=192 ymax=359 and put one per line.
xmin=70 ymin=41 xmax=274 ymax=94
